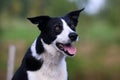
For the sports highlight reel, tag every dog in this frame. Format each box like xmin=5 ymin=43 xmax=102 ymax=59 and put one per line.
xmin=12 ymin=8 xmax=84 ymax=80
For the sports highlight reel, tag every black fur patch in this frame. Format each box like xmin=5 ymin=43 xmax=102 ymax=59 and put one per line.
xmin=62 ymin=8 xmax=84 ymax=31
xmin=23 ymin=48 xmax=43 ymax=71
xmin=12 ymin=66 xmax=28 ymax=80
xmin=40 ymin=18 xmax=63 ymax=44
xmin=12 ymin=48 xmax=44 ymax=80
xmin=36 ymin=35 xmax=44 ymax=54
xmin=25 ymin=53 xmax=43 ymax=71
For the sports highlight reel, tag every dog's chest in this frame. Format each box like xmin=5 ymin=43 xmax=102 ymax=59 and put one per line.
xmin=27 ymin=54 xmax=68 ymax=80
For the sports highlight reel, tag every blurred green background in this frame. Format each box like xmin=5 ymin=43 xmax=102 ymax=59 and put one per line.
xmin=0 ymin=0 xmax=120 ymax=80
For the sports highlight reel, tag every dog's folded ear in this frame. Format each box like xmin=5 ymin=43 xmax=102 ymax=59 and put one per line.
xmin=66 ymin=8 xmax=84 ymax=21
xmin=27 ymin=16 xmax=51 ymax=31
xmin=27 ymin=16 xmax=51 ymax=24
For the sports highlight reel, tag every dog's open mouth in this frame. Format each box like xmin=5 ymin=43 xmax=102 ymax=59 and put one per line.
xmin=56 ymin=42 xmax=76 ymax=56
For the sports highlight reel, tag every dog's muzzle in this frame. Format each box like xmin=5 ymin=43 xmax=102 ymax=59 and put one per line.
xmin=56 ymin=32 xmax=78 ymax=56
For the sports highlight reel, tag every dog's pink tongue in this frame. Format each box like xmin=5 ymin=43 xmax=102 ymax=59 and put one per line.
xmin=64 ymin=46 xmax=76 ymax=55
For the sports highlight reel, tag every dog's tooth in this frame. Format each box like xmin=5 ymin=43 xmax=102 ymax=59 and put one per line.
xmin=59 ymin=44 xmax=63 ymax=47
xmin=60 ymin=47 xmax=64 ymax=50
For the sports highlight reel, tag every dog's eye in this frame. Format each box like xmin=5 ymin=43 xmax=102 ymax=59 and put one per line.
xmin=55 ymin=26 xmax=62 ymax=33
xmin=54 ymin=24 xmax=62 ymax=34
xmin=55 ymin=26 xmax=60 ymax=31
xmin=70 ymin=24 xmax=75 ymax=30
xmin=71 ymin=24 xmax=74 ymax=29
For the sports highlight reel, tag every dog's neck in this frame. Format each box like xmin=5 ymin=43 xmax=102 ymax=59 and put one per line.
xmin=31 ymin=36 xmax=66 ymax=64
xmin=29 ymin=37 xmax=68 ymax=80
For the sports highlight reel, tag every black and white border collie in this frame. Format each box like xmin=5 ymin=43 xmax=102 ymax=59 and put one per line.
xmin=12 ymin=9 xmax=84 ymax=80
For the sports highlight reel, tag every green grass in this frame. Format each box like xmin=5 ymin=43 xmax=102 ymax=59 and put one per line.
xmin=77 ymin=21 xmax=120 ymax=45
xmin=1 ymin=18 xmax=40 ymax=43
xmin=86 ymin=22 xmax=118 ymax=41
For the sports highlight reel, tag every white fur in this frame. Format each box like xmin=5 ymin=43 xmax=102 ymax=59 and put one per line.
xmin=31 ymin=39 xmax=42 ymax=60
xmin=28 ymin=39 xmax=67 ymax=80
xmin=27 ymin=54 xmax=67 ymax=80
xmin=27 ymin=58 xmax=67 ymax=80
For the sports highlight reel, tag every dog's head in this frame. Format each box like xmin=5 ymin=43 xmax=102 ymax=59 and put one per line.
xmin=28 ymin=9 xmax=84 ymax=56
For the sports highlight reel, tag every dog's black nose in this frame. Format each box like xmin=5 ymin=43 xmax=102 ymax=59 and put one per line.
xmin=69 ymin=32 xmax=78 ymax=41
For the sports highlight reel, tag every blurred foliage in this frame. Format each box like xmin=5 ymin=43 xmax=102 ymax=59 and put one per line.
xmin=97 ymin=0 xmax=120 ymax=27
xmin=0 ymin=0 xmax=120 ymax=80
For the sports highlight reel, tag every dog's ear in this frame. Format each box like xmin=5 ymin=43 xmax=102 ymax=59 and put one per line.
xmin=27 ymin=16 xmax=51 ymax=31
xmin=27 ymin=16 xmax=51 ymax=24
xmin=66 ymin=8 xmax=84 ymax=21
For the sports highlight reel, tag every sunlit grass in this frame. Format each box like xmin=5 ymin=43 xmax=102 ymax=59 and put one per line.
xmin=1 ymin=18 xmax=39 ymax=43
